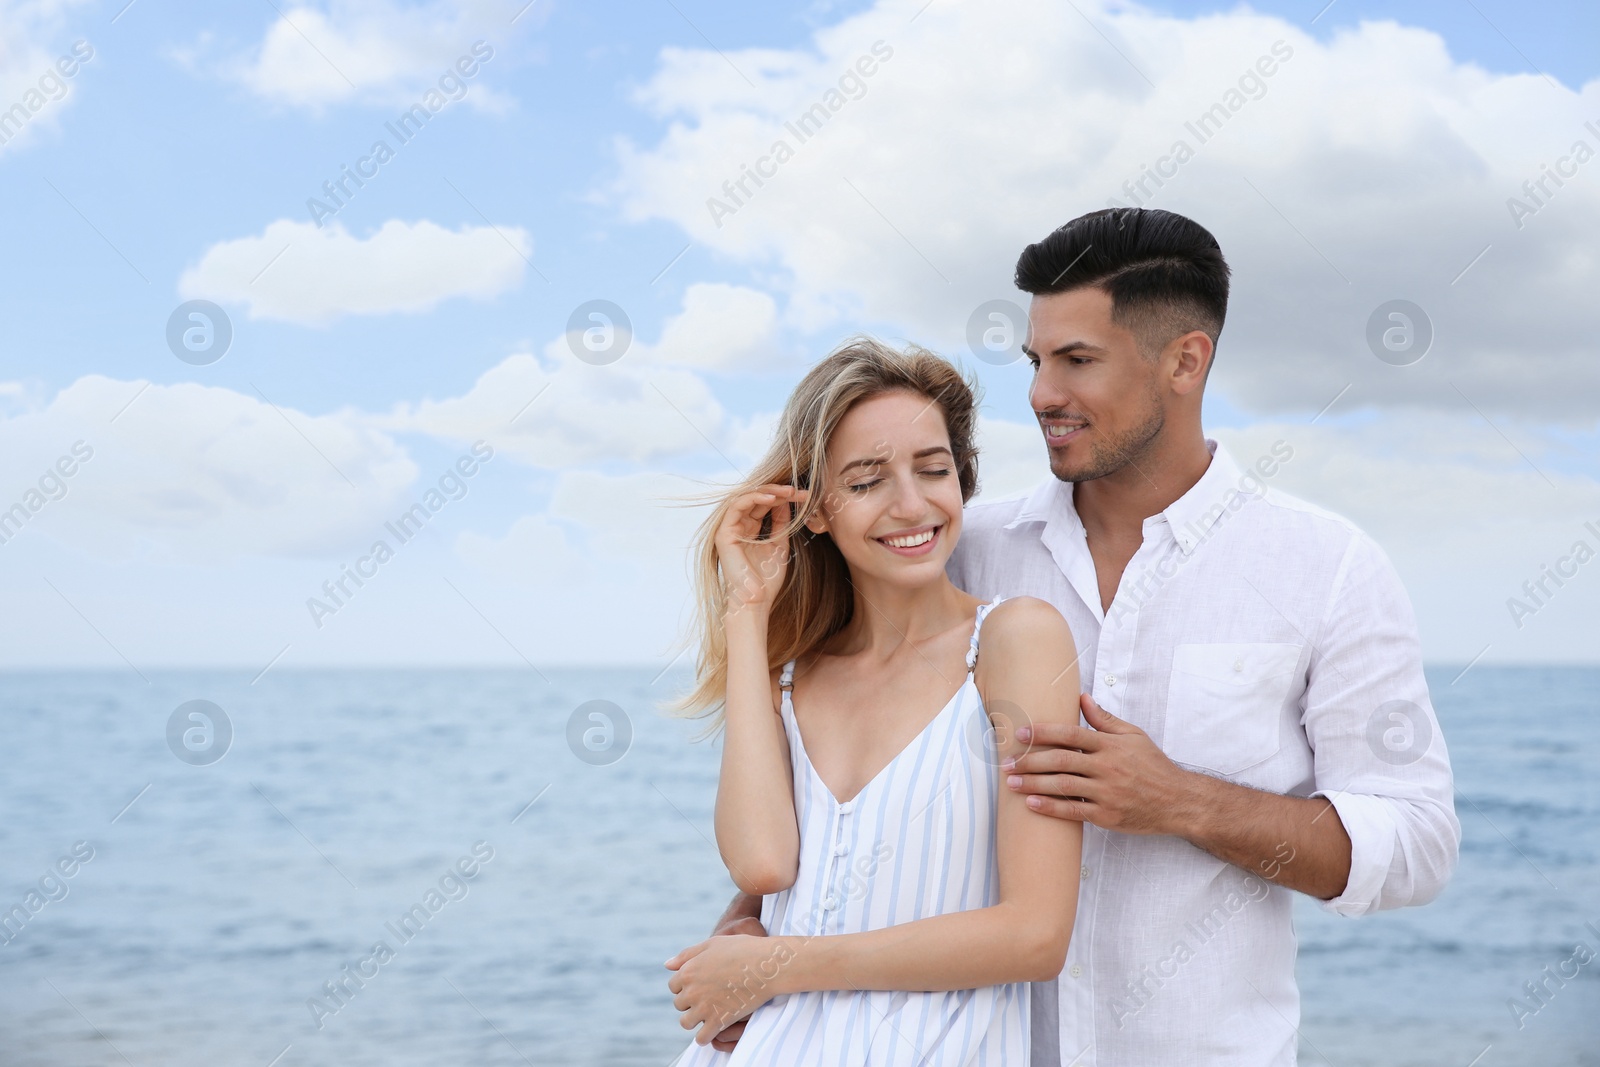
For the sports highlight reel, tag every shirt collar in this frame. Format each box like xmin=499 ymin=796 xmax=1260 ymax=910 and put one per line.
xmin=1160 ymin=438 xmax=1247 ymax=555
xmin=1002 ymin=438 xmax=1248 ymax=557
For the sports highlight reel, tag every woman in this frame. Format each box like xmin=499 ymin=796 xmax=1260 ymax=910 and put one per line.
xmin=667 ymin=338 xmax=1082 ymax=1063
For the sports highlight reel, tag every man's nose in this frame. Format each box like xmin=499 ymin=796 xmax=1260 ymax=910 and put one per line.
xmin=1029 ymin=365 xmax=1070 ymax=413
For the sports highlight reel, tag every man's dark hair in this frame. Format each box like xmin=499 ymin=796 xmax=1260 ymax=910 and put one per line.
xmin=1014 ymin=208 xmax=1230 ymax=363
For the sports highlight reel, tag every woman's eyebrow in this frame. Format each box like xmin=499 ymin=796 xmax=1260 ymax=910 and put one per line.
xmin=837 ymin=456 xmax=886 ymax=475
xmin=838 ymin=445 xmax=952 ymax=474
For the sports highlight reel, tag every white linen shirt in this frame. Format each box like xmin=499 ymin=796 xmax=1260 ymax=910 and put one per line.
xmin=947 ymin=438 xmax=1460 ymax=1067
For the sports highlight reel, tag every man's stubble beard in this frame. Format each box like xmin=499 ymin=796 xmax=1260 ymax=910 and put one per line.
xmin=1047 ymin=387 xmax=1166 ymax=484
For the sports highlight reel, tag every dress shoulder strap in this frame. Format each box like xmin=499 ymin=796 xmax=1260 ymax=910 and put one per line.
xmin=966 ymin=596 xmax=1007 ymax=673
xmin=778 ymin=659 xmax=796 ymax=691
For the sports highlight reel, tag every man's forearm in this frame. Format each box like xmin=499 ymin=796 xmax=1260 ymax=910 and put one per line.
xmin=1169 ymin=774 xmax=1352 ymax=899
xmin=713 ymin=891 xmax=764 ymax=935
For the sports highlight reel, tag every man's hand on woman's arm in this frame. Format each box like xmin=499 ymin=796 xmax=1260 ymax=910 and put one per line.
xmin=1005 ymin=693 xmax=1353 ymax=899
xmin=1006 ymin=532 xmax=1465 ymax=911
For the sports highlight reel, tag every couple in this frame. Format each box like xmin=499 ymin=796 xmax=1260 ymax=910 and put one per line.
xmin=665 ymin=209 xmax=1461 ymax=1065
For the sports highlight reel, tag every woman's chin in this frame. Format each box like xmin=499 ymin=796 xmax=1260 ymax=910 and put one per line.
xmin=840 ymin=548 xmax=957 ymax=587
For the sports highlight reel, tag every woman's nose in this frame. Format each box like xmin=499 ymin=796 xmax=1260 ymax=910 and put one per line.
xmin=886 ymin=473 xmax=924 ymax=517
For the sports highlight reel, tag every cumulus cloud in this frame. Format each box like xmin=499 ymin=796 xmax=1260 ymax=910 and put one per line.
xmin=613 ymin=0 xmax=1600 ymax=420
xmin=222 ymin=0 xmax=518 ymax=111
xmin=971 ymin=415 xmax=1048 ymax=504
xmin=178 ymin=218 xmax=530 ymax=325
xmin=455 ymin=470 xmax=712 ymax=662
xmin=456 ymin=512 xmax=591 ymax=584
xmin=0 ymin=0 xmax=95 ymax=156
xmin=0 ymin=375 xmax=417 ymax=560
xmin=381 ymin=283 xmax=791 ymax=468
xmin=643 ymin=282 xmax=781 ymax=371
xmin=379 ymin=350 xmax=732 ymax=469
xmin=458 ymin=469 xmax=707 ymax=576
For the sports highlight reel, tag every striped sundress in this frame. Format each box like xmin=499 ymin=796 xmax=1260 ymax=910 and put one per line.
xmin=676 ymin=596 xmax=1029 ymax=1065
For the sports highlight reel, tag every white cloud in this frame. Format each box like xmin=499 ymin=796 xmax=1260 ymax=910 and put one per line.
xmin=643 ymin=282 xmax=780 ymax=372
xmin=972 ymin=415 xmax=1047 ymax=504
xmin=454 ymin=469 xmax=712 ymax=662
xmin=0 ymin=375 xmax=417 ymax=560
xmin=224 ymin=0 xmax=517 ymax=111
xmin=382 ymin=283 xmax=790 ymax=468
xmin=613 ymin=0 xmax=1600 ymax=420
xmin=178 ymin=218 xmax=529 ymax=325
xmin=549 ymin=469 xmax=711 ymax=562
xmin=455 ymin=512 xmax=591 ymax=586
xmin=0 ymin=1 xmax=95 ymax=156
xmin=457 ymin=469 xmax=707 ymax=577
xmin=379 ymin=349 xmax=732 ymax=469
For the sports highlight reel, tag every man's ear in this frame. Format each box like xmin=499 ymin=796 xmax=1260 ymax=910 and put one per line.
xmin=1168 ymin=330 xmax=1213 ymax=397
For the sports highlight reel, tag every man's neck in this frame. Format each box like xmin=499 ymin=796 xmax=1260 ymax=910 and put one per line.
xmin=1073 ymin=431 xmax=1214 ymax=544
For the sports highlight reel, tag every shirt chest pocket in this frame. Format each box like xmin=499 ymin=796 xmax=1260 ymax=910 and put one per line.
xmin=1163 ymin=642 xmax=1303 ymax=775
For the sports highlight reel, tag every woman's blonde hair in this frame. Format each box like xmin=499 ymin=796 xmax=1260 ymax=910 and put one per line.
xmin=672 ymin=336 xmax=981 ymax=726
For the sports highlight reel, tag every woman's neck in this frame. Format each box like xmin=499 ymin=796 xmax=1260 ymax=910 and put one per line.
xmin=828 ymin=572 xmax=976 ymax=661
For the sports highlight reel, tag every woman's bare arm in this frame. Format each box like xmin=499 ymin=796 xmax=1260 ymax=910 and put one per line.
xmin=709 ymin=485 xmax=808 ymax=895
xmin=767 ymin=597 xmax=1082 ymax=992
xmin=671 ymin=596 xmax=1082 ymax=1040
xmin=713 ymin=609 xmax=800 ymax=894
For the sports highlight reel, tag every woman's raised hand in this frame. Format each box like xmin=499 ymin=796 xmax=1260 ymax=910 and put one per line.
xmin=715 ymin=484 xmax=810 ymax=614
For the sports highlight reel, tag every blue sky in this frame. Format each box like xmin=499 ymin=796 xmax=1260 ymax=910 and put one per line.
xmin=2 ymin=0 xmax=1597 ymax=671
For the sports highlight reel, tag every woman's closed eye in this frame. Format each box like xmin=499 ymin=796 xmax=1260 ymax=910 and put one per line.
xmin=847 ymin=468 xmax=950 ymax=493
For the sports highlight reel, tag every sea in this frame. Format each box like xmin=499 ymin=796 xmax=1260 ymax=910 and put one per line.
xmin=0 ymin=665 xmax=1595 ymax=1066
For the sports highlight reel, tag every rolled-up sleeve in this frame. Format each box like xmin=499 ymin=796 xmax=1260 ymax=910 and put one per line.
xmin=1301 ymin=530 xmax=1461 ymax=917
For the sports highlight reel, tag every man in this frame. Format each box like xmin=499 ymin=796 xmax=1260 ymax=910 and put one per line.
xmin=705 ymin=208 xmax=1460 ymax=1064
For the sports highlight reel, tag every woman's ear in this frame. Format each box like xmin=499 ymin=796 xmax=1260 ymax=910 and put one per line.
xmin=803 ymin=503 xmax=829 ymax=535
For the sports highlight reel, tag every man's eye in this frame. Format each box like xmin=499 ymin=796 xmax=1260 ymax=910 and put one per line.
xmin=920 ymin=468 xmax=951 ymax=477
xmin=1070 ymin=356 xmax=1091 ymax=365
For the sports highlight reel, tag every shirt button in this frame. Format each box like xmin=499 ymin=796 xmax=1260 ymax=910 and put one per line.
xmin=1080 ymin=865 xmax=1091 ymax=880
xmin=839 ymin=801 xmax=854 ymax=814
xmin=1105 ymin=675 xmax=1117 ymax=687
xmin=834 ymin=843 xmax=849 ymax=856
xmin=1069 ymin=965 xmax=1083 ymax=978
xmin=1234 ymin=659 xmax=1244 ymax=672
xmin=823 ymin=896 xmax=839 ymax=910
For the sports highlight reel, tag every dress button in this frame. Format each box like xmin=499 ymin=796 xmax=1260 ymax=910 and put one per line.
xmin=839 ymin=801 xmax=854 ymax=814
xmin=1080 ymin=865 xmax=1091 ymax=880
xmin=1105 ymin=675 xmax=1117 ymax=687
xmin=1234 ymin=659 xmax=1244 ymax=672
xmin=833 ymin=843 xmax=848 ymax=857
xmin=1069 ymin=965 xmax=1083 ymax=978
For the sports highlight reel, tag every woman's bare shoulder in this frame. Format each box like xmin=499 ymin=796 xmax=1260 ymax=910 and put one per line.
xmin=979 ymin=596 xmax=1075 ymax=663
xmin=983 ymin=595 xmax=1070 ymax=635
